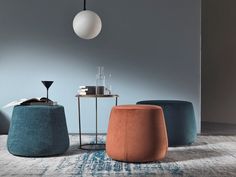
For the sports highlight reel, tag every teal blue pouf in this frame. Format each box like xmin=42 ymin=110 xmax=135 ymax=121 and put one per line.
xmin=7 ymin=105 xmax=69 ymax=157
xmin=137 ymin=100 xmax=197 ymax=147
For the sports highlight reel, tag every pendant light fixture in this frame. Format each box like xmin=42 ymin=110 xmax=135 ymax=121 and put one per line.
xmin=73 ymin=0 xmax=102 ymax=40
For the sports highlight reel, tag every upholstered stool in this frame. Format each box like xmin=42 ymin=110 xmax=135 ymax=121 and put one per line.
xmin=106 ymin=105 xmax=168 ymax=162
xmin=7 ymin=105 xmax=69 ymax=157
xmin=137 ymin=100 xmax=197 ymax=146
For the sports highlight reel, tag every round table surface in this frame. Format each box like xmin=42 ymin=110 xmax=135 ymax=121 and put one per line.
xmin=75 ymin=94 xmax=119 ymax=98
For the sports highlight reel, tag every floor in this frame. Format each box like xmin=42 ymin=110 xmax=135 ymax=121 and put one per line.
xmin=1 ymin=134 xmax=236 ymax=177
xmin=201 ymin=121 xmax=236 ymax=135
xmin=0 ymin=122 xmax=236 ymax=176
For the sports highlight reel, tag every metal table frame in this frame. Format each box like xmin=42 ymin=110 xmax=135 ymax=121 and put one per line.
xmin=76 ymin=94 xmax=119 ymax=150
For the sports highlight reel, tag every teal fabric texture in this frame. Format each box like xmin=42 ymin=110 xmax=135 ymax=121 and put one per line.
xmin=7 ymin=105 xmax=69 ymax=157
xmin=137 ymin=100 xmax=197 ymax=146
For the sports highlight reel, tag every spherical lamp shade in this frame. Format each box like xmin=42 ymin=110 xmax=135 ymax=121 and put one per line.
xmin=73 ymin=10 xmax=102 ymax=40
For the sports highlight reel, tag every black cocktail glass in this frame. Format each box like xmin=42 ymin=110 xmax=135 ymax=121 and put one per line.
xmin=42 ymin=81 xmax=54 ymax=102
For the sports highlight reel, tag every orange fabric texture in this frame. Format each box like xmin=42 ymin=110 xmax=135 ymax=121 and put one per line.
xmin=106 ymin=105 xmax=168 ymax=162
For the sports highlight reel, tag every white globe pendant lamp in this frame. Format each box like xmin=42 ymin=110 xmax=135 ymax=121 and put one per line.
xmin=73 ymin=0 xmax=102 ymax=40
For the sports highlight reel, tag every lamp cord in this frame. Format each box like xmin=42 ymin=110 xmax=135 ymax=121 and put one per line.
xmin=84 ymin=0 xmax=86 ymax=10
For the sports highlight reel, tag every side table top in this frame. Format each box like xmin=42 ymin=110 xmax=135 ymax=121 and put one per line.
xmin=75 ymin=94 xmax=119 ymax=98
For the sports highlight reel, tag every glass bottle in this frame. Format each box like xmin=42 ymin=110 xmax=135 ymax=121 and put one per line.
xmin=96 ymin=66 xmax=105 ymax=95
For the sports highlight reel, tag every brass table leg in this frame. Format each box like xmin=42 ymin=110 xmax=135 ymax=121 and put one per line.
xmin=95 ymin=97 xmax=98 ymax=144
xmin=77 ymin=97 xmax=82 ymax=148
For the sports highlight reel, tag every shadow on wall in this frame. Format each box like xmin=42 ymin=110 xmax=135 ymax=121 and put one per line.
xmin=0 ymin=111 xmax=10 ymax=134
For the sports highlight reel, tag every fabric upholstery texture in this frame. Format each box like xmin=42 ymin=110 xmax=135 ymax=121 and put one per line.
xmin=106 ymin=105 xmax=168 ymax=163
xmin=7 ymin=105 xmax=69 ymax=157
xmin=137 ymin=100 xmax=197 ymax=146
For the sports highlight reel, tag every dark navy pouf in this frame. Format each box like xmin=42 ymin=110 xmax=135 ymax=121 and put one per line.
xmin=7 ymin=105 xmax=69 ymax=157
xmin=137 ymin=100 xmax=197 ymax=147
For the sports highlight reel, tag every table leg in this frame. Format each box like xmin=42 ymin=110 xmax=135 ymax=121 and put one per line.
xmin=115 ymin=97 xmax=118 ymax=106
xmin=95 ymin=97 xmax=98 ymax=144
xmin=78 ymin=97 xmax=82 ymax=148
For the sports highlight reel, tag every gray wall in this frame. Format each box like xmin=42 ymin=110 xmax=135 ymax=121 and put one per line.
xmin=0 ymin=0 xmax=201 ymax=133
xmin=202 ymin=0 xmax=236 ymax=124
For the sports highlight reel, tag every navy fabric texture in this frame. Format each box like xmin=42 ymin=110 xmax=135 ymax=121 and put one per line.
xmin=7 ymin=105 xmax=69 ymax=157
xmin=137 ymin=100 xmax=197 ymax=146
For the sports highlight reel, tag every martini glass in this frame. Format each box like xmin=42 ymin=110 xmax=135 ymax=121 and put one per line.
xmin=42 ymin=81 xmax=54 ymax=103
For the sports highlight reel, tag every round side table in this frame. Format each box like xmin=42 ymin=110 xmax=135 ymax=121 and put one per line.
xmin=75 ymin=94 xmax=119 ymax=150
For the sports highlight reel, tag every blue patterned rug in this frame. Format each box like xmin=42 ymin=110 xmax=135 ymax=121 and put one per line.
xmin=0 ymin=135 xmax=236 ymax=177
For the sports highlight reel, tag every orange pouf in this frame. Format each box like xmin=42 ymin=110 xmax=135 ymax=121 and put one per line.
xmin=106 ymin=105 xmax=168 ymax=162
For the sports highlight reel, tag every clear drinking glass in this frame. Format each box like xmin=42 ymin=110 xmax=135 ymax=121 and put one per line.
xmin=96 ymin=66 xmax=105 ymax=95
xmin=106 ymin=73 xmax=112 ymax=95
